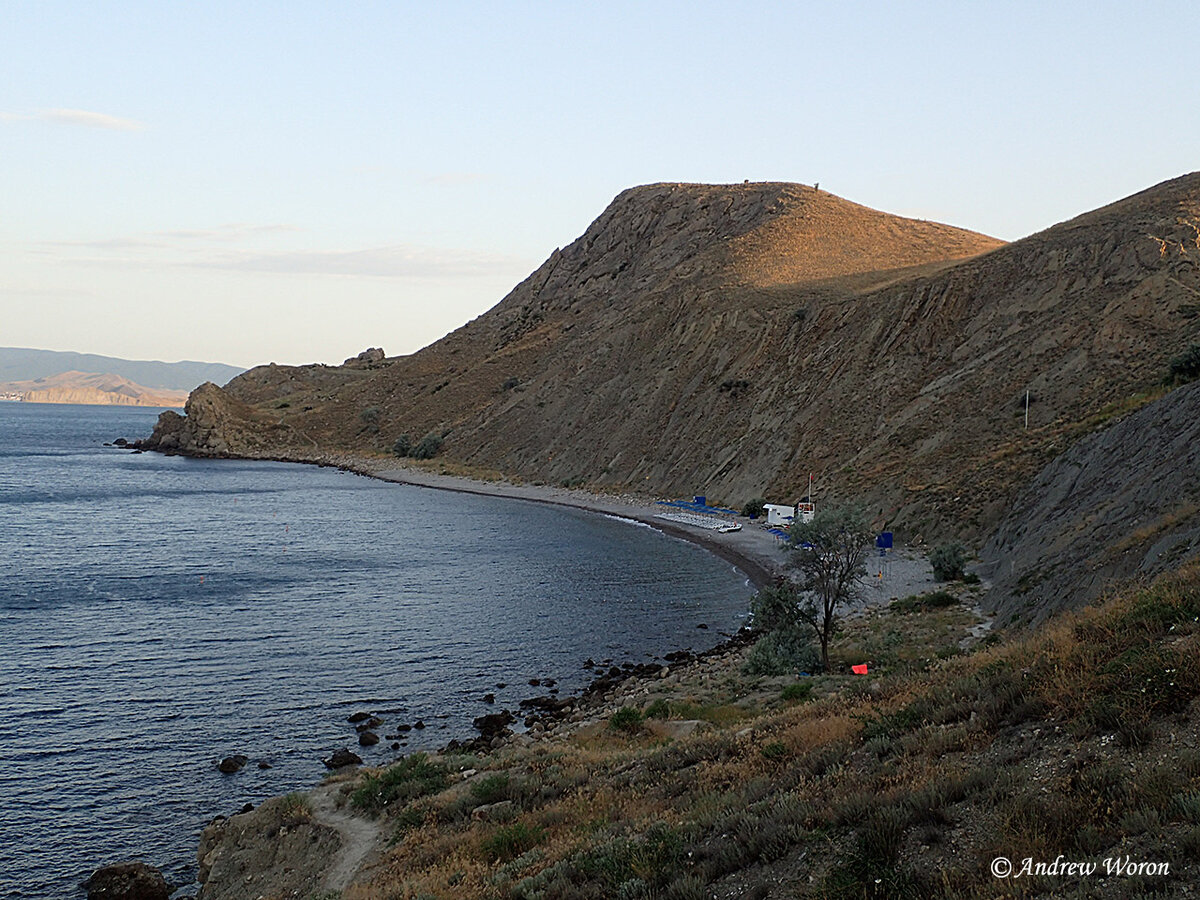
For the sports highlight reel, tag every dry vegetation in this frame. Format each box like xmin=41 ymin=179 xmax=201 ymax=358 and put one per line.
xmin=320 ymin=567 xmax=1200 ymax=899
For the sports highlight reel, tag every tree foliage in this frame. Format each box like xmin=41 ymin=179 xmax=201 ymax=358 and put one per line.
xmin=787 ymin=505 xmax=873 ymax=671
xmin=930 ymin=543 xmax=967 ymax=582
xmin=1168 ymin=343 xmax=1200 ymax=384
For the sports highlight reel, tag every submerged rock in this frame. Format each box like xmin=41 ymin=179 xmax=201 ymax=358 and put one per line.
xmin=85 ymin=861 xmax=170 ymax=900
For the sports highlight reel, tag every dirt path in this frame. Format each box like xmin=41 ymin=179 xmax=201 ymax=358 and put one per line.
xmin=308 ymin=783 xmax=383 ymax=893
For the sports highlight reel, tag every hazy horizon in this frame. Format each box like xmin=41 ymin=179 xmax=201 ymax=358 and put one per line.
xmin=4 ymin=2 xmax=1199 ymax=368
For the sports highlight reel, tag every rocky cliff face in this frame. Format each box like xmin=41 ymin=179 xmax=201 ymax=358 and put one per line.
xmin=146 ymin=175 xmax=1200 ymax=546
xmin=141 ymin=382 xmax=299 ymax=456
xmin=979 ymin=378 xmax=1200 ymax=626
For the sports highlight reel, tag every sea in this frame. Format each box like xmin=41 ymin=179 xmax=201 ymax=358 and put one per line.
xmin=0 ymin=402 xmax=752 ymax=898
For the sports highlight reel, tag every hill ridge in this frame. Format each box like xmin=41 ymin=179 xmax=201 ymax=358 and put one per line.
xmin=143 ymin=175 xmax=1200 ymax=553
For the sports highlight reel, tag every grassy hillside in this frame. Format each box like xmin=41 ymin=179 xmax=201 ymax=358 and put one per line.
xmin=194 ymin=565 xmax=1200 ymax=899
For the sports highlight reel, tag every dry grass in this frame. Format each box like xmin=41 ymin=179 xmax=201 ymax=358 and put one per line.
xmin=338 ymin=565 xmax=1200 ymax=899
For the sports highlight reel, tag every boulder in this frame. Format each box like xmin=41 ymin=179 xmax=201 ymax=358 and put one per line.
xmin=322 ymin=747 xmax=362 ymax=769
xmin=343 ymin=347 xmax=386 ymax=367
xmin=217 ymin=755 xmax=248 ymax=774
xmin=347 ymin=711 xmax=373 ymax=724
xmin=358 ymin=731 xmax=380 ymax=746
xmin=473 ymin=710 xmax=516 ymax=738
xmin=85 ymin=862 xmax=170 ymax=900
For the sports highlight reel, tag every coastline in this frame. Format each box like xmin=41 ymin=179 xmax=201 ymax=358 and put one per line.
xmin=338 ymin=455 xmax=790 ymax=590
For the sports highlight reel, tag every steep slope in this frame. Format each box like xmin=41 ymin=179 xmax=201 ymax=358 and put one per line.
xmin=144 ymin=174 xmax=1200 ymax=541
xmin=980 ymin=378 xmax=1200 ymax=626
xmin=3 ymin=371 xmax=189 ymax=407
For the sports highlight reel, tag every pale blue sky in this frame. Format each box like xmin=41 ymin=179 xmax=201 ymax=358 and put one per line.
xmin=3 ymin=2 xmax=1197 ymax=367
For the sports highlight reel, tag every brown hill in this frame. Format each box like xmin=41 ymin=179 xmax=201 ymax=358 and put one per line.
xmin=143 ymin=175 xmax=1200 ymax=542
xmin=4 ymin=371 xmax=188 ymax=407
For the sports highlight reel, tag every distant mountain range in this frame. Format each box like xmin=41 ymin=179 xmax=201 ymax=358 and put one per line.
xmin=0 ymin=347 xmax=244 ymax=392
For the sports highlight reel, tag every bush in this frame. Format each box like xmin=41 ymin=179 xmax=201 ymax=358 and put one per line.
xmin=359 ymin=406 xmax=381 ymax=433
xmin=350 ymin=753 xmax=449 ymax=812
xmin=1168 ymin=343 xmax=1200 ymax=383
xmin=392 ymin=434 xmax=412 ymax=457
xmin=411 ymin=433 xmax=443 ymax=460
xmin=471 ymin=773 xmax=511 ymax=805
xmin=644 ymin=699 xmax=671 ymax=719
xmin=749 ymin=581 xmax=802 ymax=634
xmin=743 ymin=628 xmax=820 ymax=676
xmin=930 ymin=544 xmax=967 ymax=582
xmin=742 ymin=497 xmax=766 ymax=518
xmin=480 ymin=822 xmax=545 ymax=862
xmin=609 ymin=706 xmax=643 ymax=733
xmin=780 ymin=682 xmax=813 ymax=702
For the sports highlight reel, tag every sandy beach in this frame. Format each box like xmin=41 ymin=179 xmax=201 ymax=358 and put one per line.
xmin=317 ymin=455 xmax=940 ymax=608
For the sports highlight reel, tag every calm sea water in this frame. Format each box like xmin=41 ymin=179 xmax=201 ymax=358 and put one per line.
xmin=0 ymin=402 xmax=751 ymax=898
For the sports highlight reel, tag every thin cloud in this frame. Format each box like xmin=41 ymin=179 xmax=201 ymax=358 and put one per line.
xmin=29 ymin=234 xmax=532 ymax=280
xmin=1 ymin=108 xmax=146 ymax=131
xmin=210 ymin=244 xmax=527 ymax=278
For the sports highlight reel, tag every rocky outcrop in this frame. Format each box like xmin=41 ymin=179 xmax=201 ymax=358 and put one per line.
xmin=196 ymin=797 xmax=341 ymax=900
xmin=980 ymin=379 xmax=1200 ymax=626
xmin=139 ymin=382 xmax=300 ymax=457
xmin=85 ymin=862 xmax=170 ymax=900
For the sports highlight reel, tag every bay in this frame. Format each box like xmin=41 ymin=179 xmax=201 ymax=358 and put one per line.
xmin=0 ymin=402 xmax=750 ymax=897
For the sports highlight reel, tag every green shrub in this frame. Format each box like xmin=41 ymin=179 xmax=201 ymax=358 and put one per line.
xmin=359 ymin=406 xmax=380 ymax=433
xmin=392 ymin=434 xmax=412 ymax=457
xmin=891 ymin=590 xmax=958 ymax=613
xmin=930 ymin=543 xmax=967 ymax=582
xmin=743 ymin=628 xmax=820 ymax=676
xmin=780 ymin=682 xmax=813 ymax=702
xmin=609 ymin=706 xmax=643 ymax=733
xmin=748 ymin=581 xmax=802 ymax=634
xmin=411 ymin=433 xmax=443 ymax=460
xmin=742 ymin=497 xmax=766 ymax=518
xmin=761 ymin=740 xmax=790 ymax=761
xmin=1168 ymin=343 xmax=1200 ymax=383
xmin=644 ymin=699 xmax=671 ymax=719
xmin=471 ymin=773 xmax=511 ymax=805
xmin=480 ymin=822 xmax=546 ymax=862
xmin=350 ymin=753 xmax=449 ymax=812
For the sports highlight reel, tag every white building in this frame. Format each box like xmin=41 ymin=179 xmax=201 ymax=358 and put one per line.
xmin=763 ymin=503 xmax=795 ymax=526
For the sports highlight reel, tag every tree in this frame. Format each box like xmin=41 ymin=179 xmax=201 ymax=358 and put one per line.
xmin=930 ymin=543 xmax=966 ymax=582
xmin=787 ymin=505 xmax=874 ymax=672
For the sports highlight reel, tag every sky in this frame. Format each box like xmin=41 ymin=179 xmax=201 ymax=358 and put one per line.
xmin=3 ymin=2 xmax=1198 ymax=368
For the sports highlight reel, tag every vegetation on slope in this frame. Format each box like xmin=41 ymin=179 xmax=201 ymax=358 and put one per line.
xmin=326 ymin=566 xmax=1200 ymax=899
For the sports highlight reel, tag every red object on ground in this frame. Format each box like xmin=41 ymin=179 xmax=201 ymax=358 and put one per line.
xmin=851 ymin=664 xmax=868 ymax=675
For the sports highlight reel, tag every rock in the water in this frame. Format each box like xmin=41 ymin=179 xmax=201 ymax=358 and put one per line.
xmin=482 ymin=693 xmax=496 ymax=704
xmin=413 ymin=720 xmax=425 ymax=730
xmin=347 ymin=711 xmax=373 ymax=724
xmin=323 ymin=747 xmax=362 ymax=769
xmin=354 ymin=716 xmax=383 ymax=732
xmin=358 ymin=731 xmax=380 ymax=746
xmin=85 ymin=861 xmax=170 ymax=900
xmin=473 ymin=710 xmax=516 ymax=738
xmin=217 ymin=755 xmax=248 ymax=774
